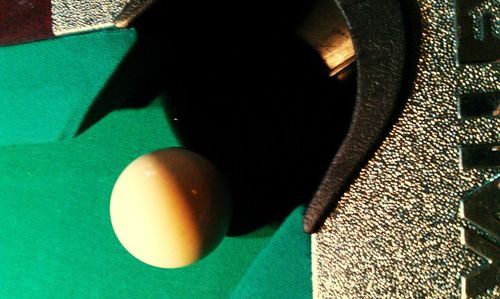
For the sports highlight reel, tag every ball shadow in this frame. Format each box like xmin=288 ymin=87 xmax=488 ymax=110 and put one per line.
xmin=149 ymin=0 xmax=357 ymax=234
xmin=84 ymin=0 xmax=357 ymax=235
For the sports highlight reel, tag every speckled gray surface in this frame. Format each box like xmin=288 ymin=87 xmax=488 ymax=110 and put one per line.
xmin=312 ymin=0 xmax=499 ymax=298
xmin=52 ymin=0 xmax=129 ymax=35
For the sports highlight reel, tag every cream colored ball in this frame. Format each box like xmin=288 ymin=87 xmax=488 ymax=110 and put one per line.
xmin=110 ymin=148 xmax=231 ymax=268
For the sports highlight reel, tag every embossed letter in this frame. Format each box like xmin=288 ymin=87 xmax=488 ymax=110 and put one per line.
xmin=456 ymin=0 xmax=500 ymax=63
xmin=459 ymin=177 xmax=500 ymax=298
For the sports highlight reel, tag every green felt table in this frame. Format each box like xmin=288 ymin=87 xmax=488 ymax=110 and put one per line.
xmin=0 ymin=29 xmax=311 ymax=298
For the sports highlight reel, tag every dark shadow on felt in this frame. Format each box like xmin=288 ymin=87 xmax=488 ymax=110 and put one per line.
xmin=76 ymin=0 xmax=356 ymax=235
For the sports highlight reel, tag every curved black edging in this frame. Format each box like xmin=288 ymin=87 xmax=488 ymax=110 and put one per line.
xmin=303 ymin=0 xmax=416 ymax=233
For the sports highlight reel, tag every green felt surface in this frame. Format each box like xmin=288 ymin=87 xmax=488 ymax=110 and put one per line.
xmin=0 ymin=29 xmax=136 ymax=146
xmin=231 ymin=206 xmax=312 ymax=299
xmin=0 ymin=99 xmax=277 ymax=298
xmin=0 ymin=30 xmax=311 ymax=298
